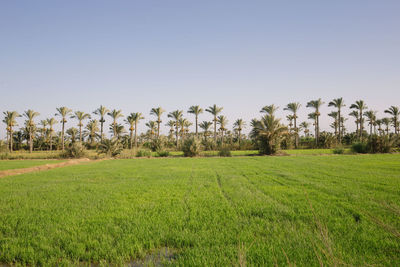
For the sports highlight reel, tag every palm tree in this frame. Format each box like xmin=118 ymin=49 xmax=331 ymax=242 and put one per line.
xmin=66 ymin=127 xmax=78 ymax=143
xmin=178 ymin=118 xmax=189 ymax=141
xmin=308 ymin=112 xmax=317 ymax=139
xmin=188 ymin=105 xmax=203 ymax=138
xmin=55 ymin=107 xmax=72 ymax=150
xmin=299 ymin=121 xmax=310 ymax=137
xmin=111 ymin=123 xmax=125 ymax=139
xmin=384 ymin=106 xmax=399 ymax=135
xmin=349 ymin=111 xmax=359 ymax=136
xmin=85 ymin=120 xmax=99 ymax=145
xmin=125 ymin=114 xmax=137 ymax=149
xmin=306 ymin=99 xmax=324 ymax=145
xmin=168 ymin=110 xmax=183 ymax=147
xmin=146 ymin=121 xmax=157 ymax=140
xmin=328 ymin=98 xmax=345 ymax=143
xmin=364 ymin=110 xmax=377 ymax=135
xmin=183 ymin=120 xmax=192 ymax=137
xmin=260 ymin=104 xmax=279 ymax=116
xmin=199 ymin=121 xmax=213 ymax=141
xmin=375 ymin=119 xmax=383 ymax=135
xmin=217 ymin=115 xmax=228 ymax=143
xmin=46 ymin=118 xmax=57 ymax=151
xmin=382 ymin=117 xmax=391 ymax=135
xmin=131 ymin=112 xmax=144 ymax=149
xmin=40 ymin=120 xmax=48 ymax=139
xmin=166 ymin=120 xmax=175 ymax=140
xmin=150 ymin=107 xmax=165 ymax=139
xmin=71 ymin=111 xmax=90 ymax=142
xmin=23 ymin=109 xmax=40 ymax=153
xmin=93 ymin=105 xmax=110 ymax=142
xmin=2 ymin=111 xmax=20 ymax=152
xmin=108 ymin=109 xmax=123 ymax=137
xmin=328 ymin=111 xmax=338 ymax=137
xmin=350 ymin=100 xmax=367 ymax=141
xmin=205 ymin=104 xmax=223 ymax=142
xmin=284 ymin=102 xmax=301 ymax=148
xmin=233 ymin=119 xmax=246 ymax=145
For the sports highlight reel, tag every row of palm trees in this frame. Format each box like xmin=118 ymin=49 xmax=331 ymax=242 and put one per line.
xmin=2 ymin=99 xmax=399 ymax=152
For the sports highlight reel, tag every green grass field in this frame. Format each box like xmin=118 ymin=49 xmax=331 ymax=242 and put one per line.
xmin=0 ymin=155 xmax=399 ymax=266
xmin=0 ymin=160 xmax=64 ymax=171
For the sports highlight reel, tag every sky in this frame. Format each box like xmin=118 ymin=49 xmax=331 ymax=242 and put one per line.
xmin=1 ymin=0 xmax=399 ymax=138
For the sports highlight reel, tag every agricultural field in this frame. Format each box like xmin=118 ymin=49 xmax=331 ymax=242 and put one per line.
xmin=0 ymin=160 xmax=64 ymax=171
xmin=0 ymin=154 xmax=399 ymax=266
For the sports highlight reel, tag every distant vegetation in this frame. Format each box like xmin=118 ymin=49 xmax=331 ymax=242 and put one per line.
xmin=2 ymin=99 xmax=399 ymax=157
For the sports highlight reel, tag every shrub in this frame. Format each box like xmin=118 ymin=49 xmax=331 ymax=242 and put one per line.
xmin=333 ymin=146 xmax=345 ymax=154
xmin=97 ymin=138 xmax=123 ymax=157
xmin=366 ymin=135 xmax=395 ymax=153
xmin=61 ymin=142 xmax=86 ymax=158
xmin=183 ymin=137 xmax=202 ymax=157
xmin=351 ymin=142 xmax=368 ymax=154
xmin=136 ymin=149 xmax=152 ymax=157
xmin=156 ymin=150 xmax=169 ymax=157
xmin=218 ymin=147 xmax=232 ymax=157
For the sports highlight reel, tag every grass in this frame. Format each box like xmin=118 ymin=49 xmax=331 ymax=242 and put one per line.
xmin=0 ymin=160 xmax=64 ymax=171
xmin=0 ymin=154 xmax=399 ymax=266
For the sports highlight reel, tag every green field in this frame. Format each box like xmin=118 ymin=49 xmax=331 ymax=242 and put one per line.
xmin=0 ymin=155 xmax=399 ymax=266
xmin=0 ymin=160 xmax=64 ymax=171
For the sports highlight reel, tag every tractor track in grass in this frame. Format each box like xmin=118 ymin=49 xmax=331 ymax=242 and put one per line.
xmin=0 ymin=158 xmax=104 ymax=178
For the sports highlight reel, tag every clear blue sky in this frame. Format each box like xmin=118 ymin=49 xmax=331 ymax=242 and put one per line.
xmin=1 ymin=0 xmax=399 ymax=138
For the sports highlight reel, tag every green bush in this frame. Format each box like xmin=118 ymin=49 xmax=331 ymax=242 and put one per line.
xmin=183 ymin=137 xmax=202 ymax=157
xmin=333 ymin=146 xmax=345 ymax=154
xmin=97 ymin=138 xmax=123 ymax=157
xmin=61 ymin=142 xmax=86 ymax=158
xmin=366 ymin=135 xmax=395 ymax=153
xmin=156 ymin=150 xmax=170 ymax=157
xmin=218 ymin=147 xmax=232 ymax=157
xmin=351 ymin=142 xmax=368 ymax=154
xmin=136 ymin=149 xmax=152 ymax=158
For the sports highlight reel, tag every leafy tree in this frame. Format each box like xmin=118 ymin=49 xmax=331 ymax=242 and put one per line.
xmin=299 ymin=121 xmax=310 ymax=137
xmin=71 ymin=111 xmax=90 ymax=142
xmin=260 ymin=104 xmax=279 ymax=115
xmin=199 ymin=121 xmax=213 ymax=141
xmin=206 ymin=104 xmax=223 ymax=142
xmin=150 ymin=107 xmax=165 ymax=139
xmin=146 ymin=121 xmax=157 ymax=140
xmin=23 ymin=109 xmax=40 ymax=153
xmin=98 ymin=138 xmax=123 ymax=157
xmin=188 ymin=105 xmax=203 ymax=138
xmin=284 ymin=102 xmax=301 ymax=148
xmin=66 ymin=127 xmax=78 ymax=143
xmin=55 ymin=107 xmax=72 ymax=150
xmin=85 ymin=119 xmax=99 ymax=146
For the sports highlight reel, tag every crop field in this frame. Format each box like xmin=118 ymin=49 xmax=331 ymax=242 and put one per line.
xmin=0 ymin=160 xmax=64 ymax=171
xmin=0 ymin=154 xmax=399 ymax=266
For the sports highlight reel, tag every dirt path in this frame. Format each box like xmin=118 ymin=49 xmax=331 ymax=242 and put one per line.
xmin=0 ymin=158 xmax=99 ymax=178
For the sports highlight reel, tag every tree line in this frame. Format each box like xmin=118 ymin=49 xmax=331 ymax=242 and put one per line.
xmin=2 ymin=98 xmax=399 ymax=154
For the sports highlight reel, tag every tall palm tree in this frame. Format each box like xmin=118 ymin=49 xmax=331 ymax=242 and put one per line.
xmin=306 ymin=99 xmax=324 ymax=145
xmin=131 ymin=112 xmax=144 ymax=149
xmin=2 ymin=111 xmax=20 ymax=152
xmin=233 ymin=119 xmax=246 ymax=145
xmin=166 ymin=120 xmax=175 ymax=140
xmin=328 ymin=111 xmax=338 ymax=137
xmin=350 ymin=100 xmax=367 ymax=141
xmin=300 ymin=121 xmax=310 ymax=137
xmin=217 ymin=115 xmax=228 ymax=143
xmin=284 ymin=102 xmax=301 ymax=148
xmin=205 ymin=104 xmax=223 ymax=142
xmin=150 ymin=107 xmax=165 ymax=139
xmin=260 ymin=104 xmax=279 ymax=116
xmin=93 ymin=105 xmax=109 ymax=142
xmin=125 ymin=114 xmax=136 ymax=149
xmin=384 ymin=106 xmax=399 ymax=135
xmin=85 ymin=120 xmax=99 ymax=145
xmin=308 ymin=112 xmax=317 ymax=139
xmin=168 ymin=110 xmax=183 ymax=147
xmin=107 ymin=109 xmax=123 ymax=137
xmin=382 ymin=117 xmax=391 ymax=135
xmin=349 ymin=110 xmax=359 ymax=136
xmin=40 ymin=120 xmax=48 ymax=139
xmin=328 ymin=98 xmax=345 ymax=143
xmin=23 ymin=109 xmax=40 ymax=153
xmin=71 ymin=111 xmax=90 ymax=142
xmin=183 ymin=120 xmax=192 ymax=137
xmin=67 ymin=127 xmax=78 ymax=143
xmin=46 ymin=118 xmax=57 ymax=151
xmin=146 ymin=121 xmax=157 ymax=140
xmin=177 ymin=118 xmax=189 ymax=141
xmin=199 ymin=121 xmax=213 ymax=141
xmin=188 ymin=105 xmax=203 ymax=138
xmin=364 ymin=110 xmax=377 ymax=135
xmin=55 ymin=107 xmax=72 ymax=151
xmin=375 ymin=119 xmax=383 ymax=135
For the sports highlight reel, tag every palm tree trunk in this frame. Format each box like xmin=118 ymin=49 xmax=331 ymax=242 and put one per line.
xmin=29 ymin=131 xmax=33 ymax=153
xmin=130 ymin=129 xmax=133 ymax=150
xmin=62 ymin=122 xmax=65 ymax=150
xmin=49 ymin=132 xmax=53 ymax=151
xmin=157 ymin=121 xmax=160 ymax=139
xmin=79 ymin=125 xmax=82 ymax=142
xmin=360 ymin=114 xmax=363 ymax=142
xmin=100 ymin=120 xmax=104 ymax=142
xmin=238 ymin=130 xmax=241 ymax=146
xmin=10 ymin=128 xmax=13 ymax=152
xmin=134 ymin=122 xmax=138 ymax=150
xmin=338 ymin=110 xmax=341 ymax=143
xmin=195 ymin=116 xmax=198 ymax=138
xmin=294 ymin=117 xmax=298 ymax=148
xmin=213 ymin=116 xmax=217 ymax=142
xmin=175 ymin=124 xmax=179 ymax=148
